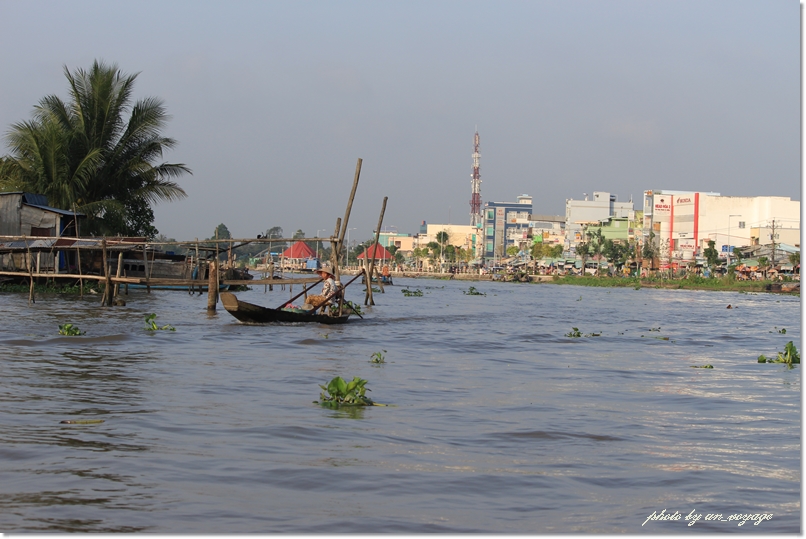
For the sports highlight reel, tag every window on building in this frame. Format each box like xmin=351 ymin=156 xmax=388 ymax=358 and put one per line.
xmin=485 ymin=241 xmax=493 ymax=252
xmin=30 ymin=226 xmax=54 ymax=237
xmin=738 ymin=221 xmax=745 ymax=229
xmin=486 ymin=226 xmax=494 ymax=236
xmin=486 ymin=210 xmax=494 ymax=220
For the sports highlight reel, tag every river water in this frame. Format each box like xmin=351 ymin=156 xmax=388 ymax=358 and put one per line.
xmin=0 ymin=278 xmax=800 ymax=533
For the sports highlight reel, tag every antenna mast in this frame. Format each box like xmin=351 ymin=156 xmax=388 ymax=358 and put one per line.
xmin=469 ymin=130 xmax=482 ymax=226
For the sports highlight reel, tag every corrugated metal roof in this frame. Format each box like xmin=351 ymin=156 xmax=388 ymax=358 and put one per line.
xmin=24 ymin=203 xmax=85 ymax=217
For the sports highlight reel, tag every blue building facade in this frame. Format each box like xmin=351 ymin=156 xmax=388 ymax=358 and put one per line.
xmin=482 ymin=195 xmax=533 ymax=261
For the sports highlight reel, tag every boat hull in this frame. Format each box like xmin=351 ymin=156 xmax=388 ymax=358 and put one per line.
xmin=220 ymin=292 xmax=350 ymax=325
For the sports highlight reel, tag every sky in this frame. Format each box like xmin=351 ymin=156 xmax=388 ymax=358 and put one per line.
xmin=0 ymin=0 xmax=800 ymax=244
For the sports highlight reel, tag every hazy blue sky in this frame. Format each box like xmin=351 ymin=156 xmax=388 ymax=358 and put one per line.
xmin=0 ymin=0 xmax=800 ymax=243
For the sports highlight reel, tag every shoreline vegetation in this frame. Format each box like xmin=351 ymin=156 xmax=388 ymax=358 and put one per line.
xmin=388 ymin=271 xmax=799 ymax=294
xmin=2 ymin=271 xmax=797 ymax=295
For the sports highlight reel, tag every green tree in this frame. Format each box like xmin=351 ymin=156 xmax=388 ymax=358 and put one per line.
xmin=412 ymin=247 xmax=427 ymax=270
xmin=530 ymin=242 xmax=545 ymax=260
xmin=758 ymin=256 xmax=770 ymax=279
xmin=1 ymin=60 xmax=190 ymax=238
xmin=549 ymin=244 xmax=564 ymax=258
xmin=585 ymin=228 xmax=606 ymax=276
xmin=213 ymin=223 xmax=231 ymax=240
xmin=602 ymin=239 xmax=631 ymax=273
xmin=576 ymin=241 xmax=591 ymax=273
xmin=506 ymin=245 xmax=520 ymax=257
xmin=436 ymin=230 xmax=449 ymax=247
xmin=642 ymin=231 xmax=659 ymax=268
xmin=293 ymin=229 xmax=305 ymax=239
xmin=788 ymin=251 xmax=800 ymax=266
xmin=703 ymin=240 xmax=720 ymax=270
xmin=263 ymin=226 xmax=286 ymax=252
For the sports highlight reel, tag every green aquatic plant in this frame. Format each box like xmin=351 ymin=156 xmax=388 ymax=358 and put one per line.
xmin=315 ymin=376 xmax=378 ymax=407
xmin=370 ymin=350 xmax=387 ymax=363
xmin=144 ymin=313 xmax=175 ymax=331
xmin=329 ymin=301 xmax=363 ymax=316
xmin=463 ymin=286 xmax=486 ymax=296
xmin=690 ymin=364 xmax=714 ymax=369
xmin=758 ymin=341 xmax=800 ymax=367
xmin=363 ymin=287 xmax=381 ymax=293
xmin=401 ymin=288 xmax=423 ymax=297
xmin=565 ymin=327 xmax=601 ymax=338
xmin=58 ymin=323 xmax=85 ymax=336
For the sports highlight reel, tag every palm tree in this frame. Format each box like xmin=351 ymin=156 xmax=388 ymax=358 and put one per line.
xmin=758 ymin=256 xmax=770 ymax=280
xmin=1 ymin=60 xmax=190 ymax=237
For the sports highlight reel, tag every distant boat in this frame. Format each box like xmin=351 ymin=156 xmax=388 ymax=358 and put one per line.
xmin=111 ymin=255 xmax=250 ymax=291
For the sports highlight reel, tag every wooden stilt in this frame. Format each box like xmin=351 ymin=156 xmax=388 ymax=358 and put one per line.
xmin=207 ymin=260 xmax=217 ymax=310
xmin=365 ymin=196 xmax=388 ymax=306
xmin=114 ymin=251 xmax=123 ymax=300
xmin=143 ymin=242 xmax=151 ymax=294
xmin=102 ymin=239 xmax=111 ymax=306
xmin=75 ymin=246 xmax=84 ymax=297
xmin=26 ymin=240 xmax=34 ymax=304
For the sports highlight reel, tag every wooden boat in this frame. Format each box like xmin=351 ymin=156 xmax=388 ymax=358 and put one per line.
xmin=220 ymin=292 xmax=351 ymax=324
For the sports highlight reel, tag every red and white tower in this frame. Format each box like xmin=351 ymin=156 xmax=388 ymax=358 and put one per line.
xmin=469 ymin=130 xmax=482 ymax=226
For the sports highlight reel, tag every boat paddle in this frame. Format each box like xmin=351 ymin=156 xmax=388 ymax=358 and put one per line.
xmin=275 ymin=278 xmax=323 ymax=310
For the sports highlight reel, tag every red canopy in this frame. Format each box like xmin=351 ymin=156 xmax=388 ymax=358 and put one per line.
xmin=282 ymin=241 xmax=316 ymax=259
xmin=357 ymin=243 xmax=392 ymax=260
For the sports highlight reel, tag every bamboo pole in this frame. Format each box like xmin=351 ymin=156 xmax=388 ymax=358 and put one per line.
xmin=365 ymin=197 xmax=388 ymax=306
xmin=75 ymin=246 xmax=84 ymax=297
xmin=114 ymin=251 xmax=123 ymax=300
xmin=101 ymin=239 xmax=111 ymax=306
xmin=142 ymin=241 xmax=151 ymax=294
xmin=26 ymin=240 xmax=34 ymax=304
xmin=329 ymin=218 xmax=343 ymax=315
xmin=207 ymin=259 xmax=217 ymax=311
xmin=215 ymin=229 xmax=220 ymax=295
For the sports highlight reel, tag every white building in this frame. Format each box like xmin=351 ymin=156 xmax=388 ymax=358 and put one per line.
xmin=565 ymin=192 xmax=635 ymax=253
xmin=643 ymin=190 xmax=800 ymax=267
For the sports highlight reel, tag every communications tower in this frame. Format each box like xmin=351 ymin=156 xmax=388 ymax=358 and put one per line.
xmin=469 ymin=130 xmax=482 ymax=226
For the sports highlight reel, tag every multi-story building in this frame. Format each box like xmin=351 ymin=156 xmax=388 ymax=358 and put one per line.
xmin=642 ymin=190 xmax=800 ymax=267
xmin=565 ymin=192 xmax=635 ymax=254
xmin=528 ymin=214 xmax=565 ymax=250
xmin=378 ymin=232 xmax=414 ymax=253
xmin=482 ymin=194 xmax=533 ymax=260
xmin=415 ymin=223 xmax=478 ymax=253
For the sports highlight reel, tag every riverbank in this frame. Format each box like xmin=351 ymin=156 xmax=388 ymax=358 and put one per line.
xmin=393 ymin=271 xmax=799 ymax=294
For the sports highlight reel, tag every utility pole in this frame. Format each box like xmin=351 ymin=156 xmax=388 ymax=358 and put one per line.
xmin=770 ymin=219 xmax=777 ymax=269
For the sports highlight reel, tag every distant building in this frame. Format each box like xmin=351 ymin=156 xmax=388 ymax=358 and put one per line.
xmin=642 ymin=190 xmax=800 ymax=268
xmin=483 ymin=194 xmax=533 ymax=260
xmin=378 ymin=232 xmax=414 ymax=253
xmin=415 ymin=223 xmax=479 ymax=254
xmin=528 ymin=214 xmax=565 ymax=249
xmin=565 ymin=192 xmax=635 ymax=254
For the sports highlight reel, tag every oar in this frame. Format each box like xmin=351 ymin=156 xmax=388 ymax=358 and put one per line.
xmin=304 ymin=272 xmax=364 ymax=316
xmin=275 ymin=278 xmax=323 ymax=310
xmin=340 ymin=300 xmax=364 ymax=319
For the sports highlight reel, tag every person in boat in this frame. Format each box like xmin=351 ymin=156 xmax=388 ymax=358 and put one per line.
xmin=305 ymin=265 xmax=341 ymax=312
